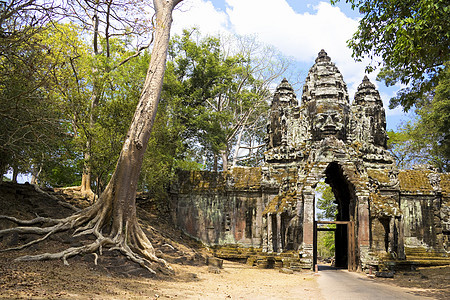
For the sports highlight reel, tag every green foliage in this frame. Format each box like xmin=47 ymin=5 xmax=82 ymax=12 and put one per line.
xmin=315 ymin=181 xmax=337 ymax=221
xmin=139 ymin=98 xmax=187 ymax=200
xmin=0 ymin=17 xmax=152 ymax=187
xmin=316 ymin=183 xmax=336 ymax=258
xmin=0 ymin=16 xmax=71 ymax=179
xmin=39 ymin=145 xmax=82 ymax=187
xmin=387 ymin=66 xmax=450 ymax=171
xmin=39 ymin=24 xmax=152 ymax=189
xmin=166 ymin=30 xmax=244 ymax=164
xmin=387 ymin=130 xmax=414 ymax=169
xmin=88 ymin=46 xmax=150 ymax=190
xmin=165 ymin=29 xmax=281 ymax=170
xmin=332 ymin=0 xmax=449 ymax=111
xmin=317 ymin=227 xmax=336 ymax=259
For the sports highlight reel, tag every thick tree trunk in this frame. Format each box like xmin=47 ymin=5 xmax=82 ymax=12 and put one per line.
xmin=89 ymin=0 xmax=183 ymax=264
xmin=12 ymin=167 xmax=18 ymax=183
xmin=80 ymin=149 xmax=93 ymax=199
xmin=0 ymin=0 xmax=183 ymax=274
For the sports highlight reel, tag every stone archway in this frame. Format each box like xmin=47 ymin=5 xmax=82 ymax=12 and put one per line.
xmin=304 ymin=161 xmax=361 ymax=271
xmin=325 ymin=162 xmax=356 ymax=268
xmin=171 ymin=50 xmax=449 ymax=272
xmin=314 ymin=220 xmax=356 ymax=271
xmin=259 ymin=50 xmax=399 ymax=270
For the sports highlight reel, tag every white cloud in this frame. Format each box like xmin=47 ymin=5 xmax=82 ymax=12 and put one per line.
xmin=225 ymin=1 xmax=356 ymax=60
xmin=172 ymin=0 xmax=229 ymax=36
xmin=223 ymin=1 xmax=375 ymax=93
xmin=169 ymin=0 xmax=406 ymax=122
xmin=174 ymin=1 xmax=363 ymax=81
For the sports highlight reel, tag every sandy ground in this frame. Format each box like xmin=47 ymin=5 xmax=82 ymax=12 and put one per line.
xmin=162 ymin=261 xmax=320 ymax=299
xmin=0 ymin=182 xmax=448 ymax=299
xmin=0 ymin=251 xmax=321 ymax=300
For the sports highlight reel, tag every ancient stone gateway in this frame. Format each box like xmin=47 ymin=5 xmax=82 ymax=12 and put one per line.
xmin=171 ymin=50 xmax=450 ymax=271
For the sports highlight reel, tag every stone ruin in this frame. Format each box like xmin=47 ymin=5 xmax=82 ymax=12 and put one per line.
xmin=171 ymin=50 xmax=450 ymax=271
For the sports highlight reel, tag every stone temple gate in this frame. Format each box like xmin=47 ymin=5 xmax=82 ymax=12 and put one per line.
xmin=171 ymin=50 xmax=450 ymax=271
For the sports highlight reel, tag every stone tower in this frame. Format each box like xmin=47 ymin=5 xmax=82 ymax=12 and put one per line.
xmin=172 ymin=50 xmax=450 ymax=272
xmin=351 ymin=75 xmax=388 ymax=148
xmin=302 ymin=49 xmax=350 ymax=142
xmin=262 ymin=49 xmax=400 ymax=269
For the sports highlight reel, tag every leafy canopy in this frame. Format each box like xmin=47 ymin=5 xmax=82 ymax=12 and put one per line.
xmin=165 ymin=29 xmax=272 ymax=170
xmin=387 ymin=64 xmax=450 ymax=171
xmin=315 ymin=181 xmax=337 ymax=221
xmin=332 ymin=0 xmax=449 ymax=110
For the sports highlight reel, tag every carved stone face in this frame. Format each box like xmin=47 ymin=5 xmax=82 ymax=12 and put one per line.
xmin=309 ymin=102 xmax=348 ymax=141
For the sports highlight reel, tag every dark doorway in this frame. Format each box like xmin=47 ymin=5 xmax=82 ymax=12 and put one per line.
xmin=313 ymin=162 xmax=357 ymax=271
xmin=314 ymin=220 xmax=356 ymax=271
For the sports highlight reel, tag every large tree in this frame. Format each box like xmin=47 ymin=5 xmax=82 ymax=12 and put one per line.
xmin=315 ymin=181 xmax=337 ymax=221
xmin=0 ymin=0 xmax=183 ymax=274
xmin=387 ymin=66 xmax=450 ymax=172
xmin=332 ymin=0 xmax=449 ymax=110
xmin=165 ymin=30 xmax=290 ymax=171
xmin=60 ymin=0 xmax=154 ymax=198
xmin=315 ymin=182 xmax=336 ymax=258
xmin=333 ymin=0 xmax=449 ymax=170
xmin=0 ymin=0 xmax=66 ymax=182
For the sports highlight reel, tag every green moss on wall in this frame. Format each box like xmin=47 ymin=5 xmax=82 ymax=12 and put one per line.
xmin=370 ymin=192 xmax=401 ymax=217
xmin=398 ymin=170 xmax=433 ymax=193
xmin=230 ymin=167 xmax=262 ymax=190
xmin=263 ymin=190 xmax=297 ymax=215
xmin=441 ymin=174 xmax=450 ymax=197
xmin=367 ymin=169 xmax=390 ymax=184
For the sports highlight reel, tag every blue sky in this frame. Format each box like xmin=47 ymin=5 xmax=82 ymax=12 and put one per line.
xmin=171 ymin=0 xmax=413 ymax=130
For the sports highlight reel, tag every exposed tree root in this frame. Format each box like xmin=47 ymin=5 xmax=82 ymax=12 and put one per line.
xmin=31 ymin=184 xmax=81 ymax=212
xmin=58 ymin=185 xmax=96 ymax=203
xmin=0 ymin=197 xmax=172 ymax=275
xmin=0 ymin=215 xmax=60 ymax=226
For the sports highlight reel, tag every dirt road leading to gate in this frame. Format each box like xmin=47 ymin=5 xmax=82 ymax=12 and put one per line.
xmin=317 ymin=265 xmax=434 ymax=300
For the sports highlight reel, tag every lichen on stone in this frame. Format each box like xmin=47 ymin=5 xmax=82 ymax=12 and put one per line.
xmin=398 ymin=170 xmax=433 ymax=194
xmin=229 ymin=167 xmax=262 ymax=190
xmin=369 ymin=192 xmax=401 ymax=217
xmin=270 ymin=168 xmax=297 ymax=185
xmin=263 ymin=190 xmax=297 ymax=215
xmin=367 ymin=169 xmax=390 ymax=184
xmin=440 ymin=173 xmax=450 ymax=197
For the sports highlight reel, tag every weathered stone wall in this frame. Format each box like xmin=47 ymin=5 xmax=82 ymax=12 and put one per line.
xmin=398 ymin=170 xmax=450 ymax=252
xmin=171 ymin=168 xmax=277 ymax=247
xmin=169 ymin=50 xmax=450 ymax=271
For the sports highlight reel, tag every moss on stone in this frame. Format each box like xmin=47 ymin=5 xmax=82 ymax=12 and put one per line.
xmin=350 ymin=141 xmax=362 ymax=153
xmin=230 ymin=167 xmax=262 ymax=190
xmin=271 ymin=168 xmax=297 ymax=185
xmin=277 ymin=190 xmax=297 ymax=213
xmin=177 ymin=167 xmax=265 ymax=193
xmin=370 ymin=192 xmax=401 ymax=217
xmin=263 ymin=195 xmax=280 ymax=215
xmin=398 ymin=170 xmax=433 ymax=193
xmin=186 ymin=170 xmax=227 ymax=192
xmin=263 ymin=190 xmax=297 ymax=215
xmin=441 ymin=173 xmax=450 ymax=197
xmin=367 ymin=169 xmax=390 ymax=184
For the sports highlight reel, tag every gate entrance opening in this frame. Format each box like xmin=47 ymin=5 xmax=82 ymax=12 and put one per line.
xmin=313 ymin=163 xmax=357 ymax=271
xmin=313 ymin=220 xmax=356 ymax=271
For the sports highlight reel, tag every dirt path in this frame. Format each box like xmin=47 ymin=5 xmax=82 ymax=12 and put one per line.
xmin=317 ymin=265 xmax=433 ymax=300
xmin=158 ymin=261 xmax=321 ymax=299
xmin=0 ymin=255 xmax=321 ymax=300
